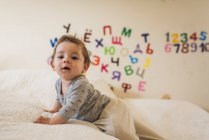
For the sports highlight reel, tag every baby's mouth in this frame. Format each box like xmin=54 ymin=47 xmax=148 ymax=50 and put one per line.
xmin=62 ymin=66 xmax=70 ymax=70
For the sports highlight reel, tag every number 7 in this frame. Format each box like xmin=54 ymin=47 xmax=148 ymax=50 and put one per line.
xmin=173 ymin=44 xmax=180 ymax=53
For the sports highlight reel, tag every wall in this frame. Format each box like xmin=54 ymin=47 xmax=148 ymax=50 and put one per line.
xmin=0 ymin=0 xmax=209 ymax=111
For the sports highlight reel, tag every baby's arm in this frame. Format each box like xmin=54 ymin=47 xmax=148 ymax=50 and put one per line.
xmin=34 ymin=113 xmax=67 ymax=125
xmin=48 ymin=113 xmax=67 ymax=125
xmin=34 ymin=102 xmax=63 ymax=124
xmin=44 ymin=101 xmax=62 ymax=113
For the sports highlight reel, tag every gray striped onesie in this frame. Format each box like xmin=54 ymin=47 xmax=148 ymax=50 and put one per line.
xmin=55 ymin=75 xmax=111 ymax=122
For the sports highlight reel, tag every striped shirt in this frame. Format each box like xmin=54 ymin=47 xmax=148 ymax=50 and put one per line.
xmin=55 ymin=75 xmax=111 ymax=122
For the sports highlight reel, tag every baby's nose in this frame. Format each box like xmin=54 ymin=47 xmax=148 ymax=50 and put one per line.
xmin=63 ymin=57 xmax=70 ymax=63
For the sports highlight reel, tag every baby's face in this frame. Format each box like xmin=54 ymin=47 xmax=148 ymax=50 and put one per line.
xmin=52 ymin=41 xmax=87 ymax=81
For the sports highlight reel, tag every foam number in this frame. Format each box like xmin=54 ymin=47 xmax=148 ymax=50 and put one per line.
xmin=173 ymin=43 xmax=180 ymax=53
xmin=164 ymin=43 xmax=172 ymax=53
xmin=199 ymin=43 xmax=207 ymax=52
xmin=181 ymin=43 xmax=189 ymax=53
xmin=180 ymin=33 xmax=188 ymax=43
xmin=165 ymin=32 xmax=170 ymax=42
xmin=190 ymin=43 xmax=198 ymax=52
xmin=190 ymin=32 xmax=197 ymax=42
xmin=199 ymin=31 xmax=207 ymax=41
xmin=205 ymin=43 xmax=209 ymax=52
xmin=172 ymin=33 xmax=180 ymax=44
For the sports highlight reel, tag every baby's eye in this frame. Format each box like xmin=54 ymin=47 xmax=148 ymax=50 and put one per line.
xmin=72 ymin=56 xmax=79 ymax=60
xmin=57 ymin=55 xmax=64 ymax=59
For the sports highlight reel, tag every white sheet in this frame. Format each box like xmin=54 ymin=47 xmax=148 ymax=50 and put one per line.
xmin=125 ymin=99 xmax=209 ymax=140
xmin=1 ymin=69 xmax=209 ymax=140
xmin=0 ymin=69 xmax=118 ymax=140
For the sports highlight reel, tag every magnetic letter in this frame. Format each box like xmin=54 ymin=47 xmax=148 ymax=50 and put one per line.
xmin=91 ymin=55 xmax=100 ymax=65
xmin=129 ymin=55 xmax=138 ymax=64
xmin=124 ymin=65 xmax=134 ymax=76
xmin=111 ymin=57 xmax=120 ymax=66
xmin=138 ymin=81 xmax=146 ymax=91
xmin=95 ymin=38 xmax=104 ymax=48
xmin=122 ymin=83 xmax=132 ymax=92
xmin=141 ymin=33 xmax=149 ymax=43
xmin=136 ymin=67 xmax=145 ymax=78
xmin=146 ymin=43 xmax=154 ymax=54
xmin=112 ymin=71 xmax=121 ymax=81
xmin=84 ymin=29 xmax=92 ymax=43
xmin=112 ymin=36 xmax=123 ymax=45
xmin=101 ymin=63 xmax=109 ymax=73
xmin=144 ymin=57 xmax=151 ymax=68
xmin=103 ymin=25 xmax=112 ymax=35
xmin=104 ymin=47 xmax=115 ymax=55
xmin=121 ymin=27 xmax=132 ymax=37
xmin=63 ymin=23 xmax=71 ymax=33
xmin=134 ymin=44 xmax=143 ymax=54
xmin=50 ymin=37 xmax=58 ymax=48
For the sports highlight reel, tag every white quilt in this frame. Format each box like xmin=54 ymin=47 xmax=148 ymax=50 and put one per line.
xmin=0 ymin=69 xmax=209 ymax=140
xmin=125 ymin=99 xmax=209 ymax=140
xmin=0 ymin=69 xmax=118 ymax=140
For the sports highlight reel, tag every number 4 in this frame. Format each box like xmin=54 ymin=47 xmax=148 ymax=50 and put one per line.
xmin=190 ymin=33 xmax=197 ymax=41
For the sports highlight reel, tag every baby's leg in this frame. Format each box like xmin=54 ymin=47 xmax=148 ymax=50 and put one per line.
xmin=94 ymin=99 xmax=139 ymax=140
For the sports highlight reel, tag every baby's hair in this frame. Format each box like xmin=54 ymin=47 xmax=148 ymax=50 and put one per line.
xmin=51 ymin=35 xmax=91 ymax=67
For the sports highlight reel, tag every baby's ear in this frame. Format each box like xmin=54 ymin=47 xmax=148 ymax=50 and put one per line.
xmin=48 ymin=57 xmax=55 ymax=70
xmin=82 ymin=63 xmax=89 ymax=73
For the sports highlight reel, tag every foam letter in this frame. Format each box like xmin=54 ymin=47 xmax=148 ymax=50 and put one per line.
xmin=112 ymin=71 xmax=121 ymax=81
xmin=138 ymin=81 xmax=146 ymax=91
xmin=122 ymin=83 xmax=132 ymax=92
xmin=101 ymin=63 xmax=109 ymax=73
xmin=121 ymin=27 xmax=132 ymax=37
xmin=103 ymin=25 xmax=112 ymax=35
xmin=124 ymin=65 xmax=134 ymax=76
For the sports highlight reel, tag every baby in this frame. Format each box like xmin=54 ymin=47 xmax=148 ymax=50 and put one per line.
xmin=34 ymin=35 xmax=139 ymax=140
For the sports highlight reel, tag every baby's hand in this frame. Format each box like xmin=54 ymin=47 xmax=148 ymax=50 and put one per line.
xmin=43 ymin=109 xmax=56 ymax=113
xmin=43 ymin=109 xmax=50 ymax=112
xmin=34 ymin=116 xmax=50 ymax=124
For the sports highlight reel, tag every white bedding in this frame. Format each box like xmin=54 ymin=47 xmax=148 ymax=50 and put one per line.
xmin=0 ymin=69 xmax=118 ymax=140
xmin=125 ymin=99 xmax=209 ymax=140
xmin=0 ymin=69 xmax=209 ymax=140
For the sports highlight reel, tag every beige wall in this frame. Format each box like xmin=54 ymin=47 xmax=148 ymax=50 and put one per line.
xmin=0 ymin=0 xmax=209 ymax=111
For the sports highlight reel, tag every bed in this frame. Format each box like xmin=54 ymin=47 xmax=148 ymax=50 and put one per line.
xmin=0 ymin=69 xmax=209 ymax=140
